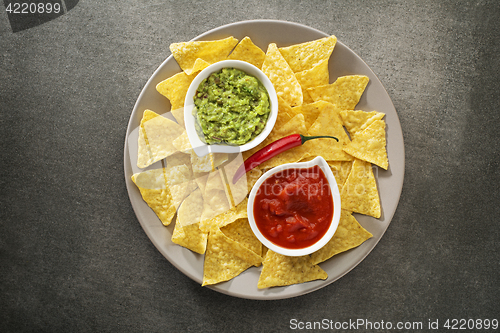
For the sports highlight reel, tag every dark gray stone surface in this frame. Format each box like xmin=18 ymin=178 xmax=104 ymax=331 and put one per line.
xmin=1 ymin=1 xmax=499 ymax=332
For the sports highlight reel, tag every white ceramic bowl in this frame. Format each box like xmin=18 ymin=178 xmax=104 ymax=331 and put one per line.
xmin=184 ymin=60 xmax=278 ymax=157
xmin=247 ymin=156 xmax=341 ymax=257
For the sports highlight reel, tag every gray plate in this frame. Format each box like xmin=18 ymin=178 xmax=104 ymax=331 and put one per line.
xmin=124 ymin=20 xmax=405 ymax=300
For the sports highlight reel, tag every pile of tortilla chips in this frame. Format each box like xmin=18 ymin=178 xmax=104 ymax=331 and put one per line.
xmin=131 ymin=35 xmax=389 ymax=289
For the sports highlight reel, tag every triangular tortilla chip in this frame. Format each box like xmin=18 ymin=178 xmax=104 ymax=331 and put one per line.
xmin=131 ymin=168 xmax=176 ymax=226
xmin=200 ymin=170 xmax=232 ymax=224
xmin=187 ymin=151 xmax=228 ymax=174
xmin=328 ymin=160 xmax=353 ymax=193
xmin=190 ymin=58 xmax=211 ymax=73
xmin=164 ymin=158 xmax=197 ymax=210
xmin=273 ymin=95 xmax=294 ymax=129
xmin=200 ymin=197 xmax=248 ymax=233
xmin=172 ymin=222 xmax=208 ymax=254
xmin=306 ymin=103 xmax=353 ymax=161
xmin=193 ymin=172 xmax=209 ymax=195
xmin=175 ymin=188 xmax=203 ymax=227
xmin=137 ymin=110 xmax=185 ymax=168
xmin=340 ymin=110 xmax=385 ymax=140
xmin=262 ymin=43 xmax=303 ymax=107
xmin=221 ymin=218 xmax=262 ymax=259
xmin=289 ymin=100 xmax=330 ymax=130
xmin=172 ymin=130 xmax=192 ymax=152
xmin=340 ymin=159 xmax=381 ymax=218
xmin=294 ymin=59 xmax=330 ymax=104
xmin=202 ymin=228 xmax=262 ymax=286
xmin=172 ymin=188 xmax=208 ymax=253
xmin=170 ymin=37 xmax=239 ymax=75
xmin=343 ymin=119 xmax=388 ymax=170
xmin=211 ymin=153 xmax=229 ymax=170
xmin=307 ymin=75 xmax=369 ymax=110
xmin=200 ymin=190 xmax=231 ymax=222
xmin=278 ymin=35 xmax=337 ymax=73
xmin=227 ymin=36 xmax=266 ymax=69
xmin=310 ymin=210 xmax=373 ymax=264
xmin=156 ymin=72 xmax=196 ymax=111
xmin=245 ymin=168 xmax=262 ymax=193
xmin=190 ymin=151 xmax=213 ymax=173
xmin=170 ymin=108 xmax=185 ymax=128
xmin=221 ymin=153 xmax=249 ymax=207
xmin=165 ymin=151 xmax=192 ymax=169
xmin=257 ymin=250 xmax=327 ymax=289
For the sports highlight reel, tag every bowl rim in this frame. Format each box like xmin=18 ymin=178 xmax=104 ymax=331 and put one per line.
xmin=247 ymin=156 xmax=342 ymax=257
xmin=183 ymin=60 xmax=278 ymax=157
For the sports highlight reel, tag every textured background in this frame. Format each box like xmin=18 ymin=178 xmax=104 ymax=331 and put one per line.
xmin=1 ymin=1 xmax=499 ymax=332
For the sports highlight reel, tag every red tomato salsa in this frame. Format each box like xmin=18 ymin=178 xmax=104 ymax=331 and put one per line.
xmin=253 ymin=165 xmax=334 ymax=249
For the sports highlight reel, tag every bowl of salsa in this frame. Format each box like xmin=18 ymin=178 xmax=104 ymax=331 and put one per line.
xmin=247 ymin=156 xmax=341 ymax=256
xmin=184 ymin=60 xmax=278 ymax=157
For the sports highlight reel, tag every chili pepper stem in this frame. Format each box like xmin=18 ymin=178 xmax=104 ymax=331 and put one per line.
xmin=300 ymin=135 xmax=339 ymax=144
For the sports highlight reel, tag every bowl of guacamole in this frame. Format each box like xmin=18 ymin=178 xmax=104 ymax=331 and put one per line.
xmin=184 ymin=60 xmax=278 ymax=157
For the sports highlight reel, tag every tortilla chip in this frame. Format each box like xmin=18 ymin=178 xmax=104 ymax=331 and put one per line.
xmin=136 ymin=110 xmax=156 ymax=168
xmin=221 ymin=218 xmax=262 ymax=258
xmin=306 ymin=103 xmax=353 ymax=161
xmin=307 ymin=75 xmax=369 ymax=110
xmin=200 ymin=171 xmax=232 ymax=223
xmin=343 ymin=120 xmax=388 ymax=170
xmin=170 ymin=37 xmax=239 ymax=75
xmin=165 ymin=162 xmax=192 ymax=185
xmin=164 ymin=159 xmax=197 ymax=209
xmin=274 ymin=95 xmax=294 ymax=128
xmin=202 ymin=228 xmax=262 ymax=286
xmin=328 ymin=160 xmax=353 ymax=192
xmin=172 ymin=130 xmax=192 ymax=152
xmin=137 ymin=110 xmax=185 ymax=168
xmin=278 ymin=35 xmax=337 ymax=73
xmin=188 ymin=151 xmax=228 ymax=173
xmin=193 ymin=172 xmax=209 ymax=194
xmin=217 ymin=168 xmax=235 ymax=209
xmin=190 ymin=58 xmax=211 ymax=73
xmin=172 ymin=221 xmax=208 ymax=254
xmin=257 ymin=250 xmax=328 ymax=289
xmin=227 ymin=36 xmax=266 ymax=69
xmin=310 ymin=210 xmax=373 ymax=264
xmin=340 ymin=110 xmax=385 ymax=140
xmin=175 ymin=188 xmax=203 ymax=227
xmin=170 ymin=108 xmax=185 ymax=128
xmin=204 ymin=169 xmax=225 ymax=193
xmin=170 ymin=181 xmax=196 ymax=210
xmin=131 ymin=168 xmax=176 ymax=226
xmin=294 ymin=59 xmax=330 ymax=104
xmin=245 ymin=168 xmax=262 ymax=193
xmin=172 ymin=189 xmax=208 ymax=254
xmin=211 ymin=153 xmax=229 ymax=170
xmin=220 ymin=154 xmax=248 ymax=207
xmin=165 ymin=151 xmax=192 ymax=169
xmin=200 ymin=197 xmax=248 ymax=233
xmin=341 ymin=159 xmax=381 ymax=218
xmin=156 ymin=72 xmax=195 ymax=111
xmin=190 ymin=151 xmax=213 ymax=173
xmin=262 ymin=43 xmax=303 ymax=107
xmin=288 ymin=100 xmax=331 ymax=130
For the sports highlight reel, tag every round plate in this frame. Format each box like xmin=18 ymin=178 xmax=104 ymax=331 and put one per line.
xmin=124 ymin=20 xmax=405 ymax=300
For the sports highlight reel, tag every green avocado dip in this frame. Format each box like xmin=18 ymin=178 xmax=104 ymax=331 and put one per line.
xmin=193 ymin=68 xmax=271 ymax=145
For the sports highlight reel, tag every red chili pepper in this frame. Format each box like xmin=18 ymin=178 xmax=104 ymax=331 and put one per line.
xmin=232 ymin=134 xmax=339 ymax=184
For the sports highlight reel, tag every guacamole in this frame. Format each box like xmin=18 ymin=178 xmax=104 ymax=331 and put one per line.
xmin=193 ymin=68 xmax=270 ymax=145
